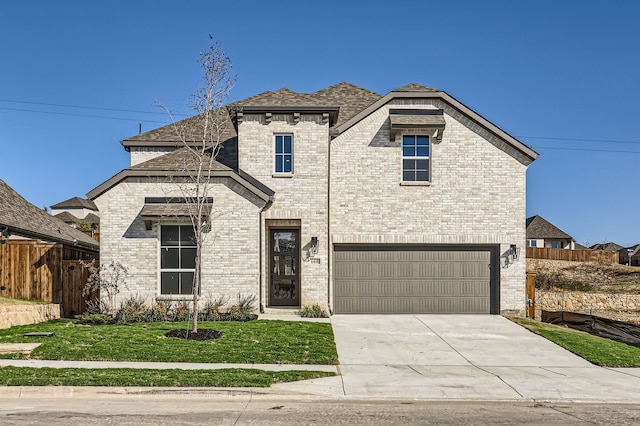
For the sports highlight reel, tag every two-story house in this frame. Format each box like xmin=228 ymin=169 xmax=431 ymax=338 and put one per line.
xmin=88 ymin=83 xmax=538 ymax=315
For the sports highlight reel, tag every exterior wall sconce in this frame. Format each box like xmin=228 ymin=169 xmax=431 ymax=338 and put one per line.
xmin=502 ymin=244 xmax=521 ymax=268
xmin=510 ymin=244 xmax=521 ymax=261
xmin=309 ymin=236 xmax=319 ymax=257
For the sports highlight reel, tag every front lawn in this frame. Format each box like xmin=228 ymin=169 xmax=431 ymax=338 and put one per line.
xmin=508 ymin=316 xmax=640 ymax=367
xmin=0 ymin=319 xmax=338 ymax=365
xmin=0 ymin=366 xmax=334 ymax=387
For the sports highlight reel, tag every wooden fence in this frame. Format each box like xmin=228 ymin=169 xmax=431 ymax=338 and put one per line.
xmin=0 ymin=240 xmax=98 ymax=317
xmin=526 ymin=247 xmax=619 ymax=264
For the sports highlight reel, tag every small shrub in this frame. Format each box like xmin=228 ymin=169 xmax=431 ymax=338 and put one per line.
xmin=201 ymin=294 xmax=229 ymax=320
xmin=236 ymin=293 xmax=257 ymax=313
xmin=114 ymin=294 xmax=149 ymax=324
xmin=74 ymin=313 xmax=113 ymax=325
xmin=299 ymin=304 xmax=329 ymax=318
xmin=79 ymin=260 xmax=128 ymax=314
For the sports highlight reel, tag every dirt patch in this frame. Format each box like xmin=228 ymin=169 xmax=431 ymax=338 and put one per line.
xmin=528 ymin=259 xmax=640 ymax=294
xmin=529 ymin=259 xmax=640 ymax=324
xmin=164 ymin=329 xmax=222 ymax=341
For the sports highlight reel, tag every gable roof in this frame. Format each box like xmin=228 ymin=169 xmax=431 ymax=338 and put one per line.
xmin=120 ymin=82 xmax=537 ymax=163
xmin=50 ymin=196 xmax=98 ymax=211
xmin=331 ymin=83 xmax=538 ymax=163
xmin=87 ymin=147 xmax=274 ymax=202
xmin=0 ymin=179 xmax=99 ymax=249
xmin=526 ymin=215 xmax=574 ymax=240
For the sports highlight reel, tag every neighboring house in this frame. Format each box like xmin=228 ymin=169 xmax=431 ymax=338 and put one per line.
xmin=619 ymin=244 xmax=640 ymax=266
xmin=590 ymin=242 xmax=624 ymax=252
xmin=88 ymin=82 xmax=538 ymax=315
xmin=526 ymin=215 xmax=576 ymax=249
xmin=0 ymin=179 xmax=99 ymax=316
xmin=50 ymin=197 xmax=100 ymax=233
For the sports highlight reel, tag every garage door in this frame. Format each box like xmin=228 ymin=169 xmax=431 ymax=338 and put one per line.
xmin=333 ymin=245 xmax=497 ymax=314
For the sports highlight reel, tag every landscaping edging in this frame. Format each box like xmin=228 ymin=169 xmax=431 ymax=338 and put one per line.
xmin=0 ymin=304 xmax=61 ymax=329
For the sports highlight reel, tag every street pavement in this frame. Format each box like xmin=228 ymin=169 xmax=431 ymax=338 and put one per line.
xmin=1 ymin=314 xmax=640 ymax=403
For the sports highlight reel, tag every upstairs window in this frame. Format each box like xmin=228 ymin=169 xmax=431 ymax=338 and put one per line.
xmin=275 ymin=134 xmax=293 ymax=174
xmin=402 ymin=135 xmax=430 ymax=182
xmin=160 ymin=225 xmax=196 ymax=295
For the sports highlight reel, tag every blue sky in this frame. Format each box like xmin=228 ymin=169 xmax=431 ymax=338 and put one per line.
xmin=1 ymin=0 xmax=639 ymax=247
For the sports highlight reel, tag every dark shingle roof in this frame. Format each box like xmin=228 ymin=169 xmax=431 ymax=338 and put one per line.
xmin=54 ymin=211 xmax=78 ymax=223
xmin=392 ymin=83 xmax=439 ymax=92
xmin=234 ymin=82 xmax=382 ymax=127
xmin=590 ymin=242 xmax=624 ymax=252
xmin=124 ymin=109 xmax=237 ymax=143
xmin=526 ymin=215 xmax=573 ymax=240
xmin=129 ymin=147 xmax=232 ymax=172
xmin=50 ymin=196 xmax=98 ymax=211
xmin=83 ymin=213 xmax=100 ymax=225
xmin=0 ymin=179 xmax=98 ymax=249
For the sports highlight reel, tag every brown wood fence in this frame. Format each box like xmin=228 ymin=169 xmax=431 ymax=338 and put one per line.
xmin=0 ymin=240 xmax=98 ymax=317
xmin=526 ymin=247 xmax=619 ymax=263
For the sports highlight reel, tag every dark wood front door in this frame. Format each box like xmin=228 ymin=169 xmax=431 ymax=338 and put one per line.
xmin=269 ymin=228 xmax=300 ymax=307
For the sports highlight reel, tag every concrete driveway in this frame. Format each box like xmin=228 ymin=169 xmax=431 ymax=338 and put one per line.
xmin=275 ymin=314 xmax=640 ymax=402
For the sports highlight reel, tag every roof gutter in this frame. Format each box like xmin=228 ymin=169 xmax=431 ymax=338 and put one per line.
xmin=0 ymin=223 xmax=98 ymax=251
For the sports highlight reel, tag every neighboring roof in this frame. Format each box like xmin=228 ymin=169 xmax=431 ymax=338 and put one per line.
xmin=87 ymin=147 xmax=274 ymax=203
xmin=0 ymin=179 xmax=99 ymax=249
xmin=83 ymin=212 xmax=100 ymax=225
xmin=54 ymin=211 xmax=78 ymax=223
xmin=590 ymin=242 xmax=624 ymax=252
xmin=526 ymin=215 xmax=574 ymax=240
xmin=50 ymin=196 xmax=98 ymax=211
xmin=620 ymin=244 xmax=640 ymax=255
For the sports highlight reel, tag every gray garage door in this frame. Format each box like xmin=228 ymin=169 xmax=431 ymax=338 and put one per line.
xmin=333 ymin=245 xmax=497 ymax=314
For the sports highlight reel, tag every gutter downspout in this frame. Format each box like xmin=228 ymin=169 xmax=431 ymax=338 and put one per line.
xmin=259 ymin=196 xmax=274 ymax=313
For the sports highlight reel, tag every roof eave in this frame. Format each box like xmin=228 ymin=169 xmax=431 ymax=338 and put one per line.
xmin=0 ymin=223 xmax=99 ymax=251
xmin=87 ymin=169 xmax=274 ymax=204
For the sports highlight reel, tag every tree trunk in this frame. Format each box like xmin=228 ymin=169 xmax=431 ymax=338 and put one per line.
xmin=192 ymin=250 xmax=200 ymax=333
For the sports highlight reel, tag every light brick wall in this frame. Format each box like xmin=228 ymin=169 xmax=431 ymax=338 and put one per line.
xmin=93 ymin=177 xmax=264 ymax=308
xmin=238 ymin=114 xmax=329 ymax=310
xmin=330 ymin=100 xmax=530 ymax=313
xmin=129 ymin=147 xmax=175 ymax=166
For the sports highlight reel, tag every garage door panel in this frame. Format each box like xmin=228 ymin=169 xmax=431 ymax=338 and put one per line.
xmin=334 ymin=246 xmax=496 ymax=314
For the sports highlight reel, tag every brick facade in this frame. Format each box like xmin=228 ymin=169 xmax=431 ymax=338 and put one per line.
xmin=329 ymin=101 xmax=528 ymax=313
xmin=92 ymin=83 xmax=535 ymax=315
xmin=93 ymin=178 xmax=264 ymax=306
xmin=237 ymin=114 xmax=329 ymax=311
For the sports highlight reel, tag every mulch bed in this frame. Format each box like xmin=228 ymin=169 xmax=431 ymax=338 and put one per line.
xmin=164 ymin=329 xmax=223 ymax=341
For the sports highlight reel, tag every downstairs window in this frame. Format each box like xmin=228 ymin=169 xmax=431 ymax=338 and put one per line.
xmin=160 ymin=225 xmax=196 ymax=295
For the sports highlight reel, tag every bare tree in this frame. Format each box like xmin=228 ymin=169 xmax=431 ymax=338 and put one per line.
xmin=158 ymin=36 xmax=236 ymax=333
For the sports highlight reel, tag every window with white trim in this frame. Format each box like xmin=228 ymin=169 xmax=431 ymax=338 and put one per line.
xmin=274 ymin=134 xmax=293 ymax=174
xmin=402 ymin=135 xmax=430 ymax=182
xmin=160 ymin=225 xmax=196 ymax=295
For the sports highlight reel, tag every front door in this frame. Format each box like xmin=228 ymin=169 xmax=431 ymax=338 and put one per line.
xmin=269 ymin=228 xmax=300 ymax=307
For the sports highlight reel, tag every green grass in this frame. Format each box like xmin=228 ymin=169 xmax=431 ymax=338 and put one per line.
xmin=0 ymin=366 xmax=334 ymax=387
xmin=0 ymin=319 xmax=338 ymax=365
xmin=509 ymin=316 xmax=640 ymax=367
